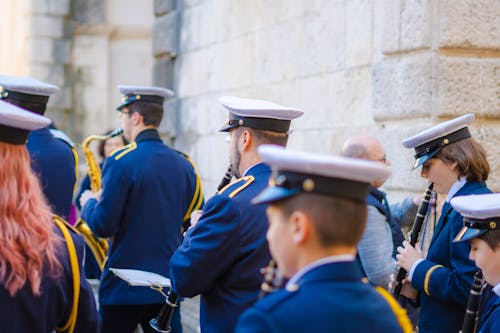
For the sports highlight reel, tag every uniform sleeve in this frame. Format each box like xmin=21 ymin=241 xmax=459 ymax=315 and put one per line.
xmin=80 ymin=160 xmax=131 ymax=237
xmin=234 ymin=307 xmax=279 ymax=333
xmin=169 ymin=195 xmax=240 ymax=297
xmin=411 ymin=212 xmax=475 ymax=306
xmin=358 ymin=206 xmax=395 ymax=287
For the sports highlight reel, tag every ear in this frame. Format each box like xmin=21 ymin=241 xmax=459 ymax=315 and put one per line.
xmin=290 ymin=210 xmax=310 ymax=245
xmin=448 ymin=161 xmax=458 ymax=171
xmin=239 ymin=129 xmax=253 ymax=152
xmin=131 ymin=111 xmax=142 ymax=126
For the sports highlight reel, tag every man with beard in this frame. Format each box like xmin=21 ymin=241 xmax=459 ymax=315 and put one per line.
xmin=169 ymin=96 xmax=303 ymax=333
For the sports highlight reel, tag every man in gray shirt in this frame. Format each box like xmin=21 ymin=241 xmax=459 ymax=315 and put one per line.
xmin=342 ymin=135 xmax=418 ymax=287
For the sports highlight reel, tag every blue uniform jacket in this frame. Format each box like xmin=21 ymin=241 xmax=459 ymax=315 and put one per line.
xmin=82 ymin=129 xmax=200 ymax=305
xmin=0 ymin=222 xmax=99 ymax=332
xmin=27 ymin=127 xmax=76 ymax=219
xmin=170 ymin=163 xmax=272 ymax=333
xmin=411 ymin=181 xmax=491 ymax=333
xmin=235 ymin=261 xmax=407 ymax=333
xmin=478 ymin=289 xmax=500 ymax=333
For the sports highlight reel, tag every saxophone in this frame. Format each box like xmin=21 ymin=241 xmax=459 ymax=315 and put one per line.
xmin=75 ymin=128 xmax=124 ymax=271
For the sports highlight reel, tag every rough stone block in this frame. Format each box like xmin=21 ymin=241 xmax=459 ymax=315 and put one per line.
xmin=176 ymin=49 xmax=209 ymax=97
xmin=153 ymin=56 xmax=174 ymax=88
xmin=52 ymin=39 xmax=70 ymax=64
xmin=400 ymin=0 xmax=432 ymax=50
xmin=29 ymin=64 xmax=65 ymax=86
xmin=379 ymin=0 xmax=401 ymax=53
xmin=153 ymin=10 xmax=178 ymax=57
xmin=30 ymin=0 xmax=70 ymax=15
xmin=373 ymin=53 xmax=433 ymax=120
xmin=159 ymin=98 xmax=177 ymax=140
xmin=30 ymin=14 xmax=64 ymax=38
xmin=471 ymin=124 xmax=500 ymax=191
xmin=439 ymin=0 xmax=500 ymax=49
xmin=437 ymin=57 xmax=500 ymax=117
xmin=155 ymin=0 xmax=175 ymax=16
xmin=27 ymin=37 xmax=54 ymax=63
xmin=72 ymin=0 xmax=105 ymax=24
xmin=254 ymin=10 xmax=344 ymax=85
xmin=208 ymin=36 xmax=254 ymax=91
xmin=49 ymin=86 xmax=71 ymax=109
xmin=345 ymin=0 xmax=373 ymax=67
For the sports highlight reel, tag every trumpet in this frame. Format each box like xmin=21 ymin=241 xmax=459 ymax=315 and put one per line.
xmin=75 ymin=128 xmax=124 ymax=271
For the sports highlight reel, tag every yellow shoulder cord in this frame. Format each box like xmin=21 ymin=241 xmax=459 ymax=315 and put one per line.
xmin=54 ymin=217 xmax=80 ymax=333
xmin=71 ymin=146 xmax=79 ymax=193
xmin=182 ymin=154 xmax=204 ymax=222
xmin=375 ymin=286 xmax=413 ymax=333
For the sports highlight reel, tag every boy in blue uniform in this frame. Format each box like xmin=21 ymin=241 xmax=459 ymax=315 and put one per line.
xmin=452 ymin=193 xmax=500 ymax=333
xmin=80 ymin=85 xmax=203 ymax=333
xmin=169 ymin=96 xmax=303 ymax=333
xmin=0 ymin=100 xmax=98 ymax=332
xmin=235 ymin=145 xmax=412 ymax=333
xmin=397 ymin=113 xmax=491 ymax=333
xmin=0 ymin=75 xmax=77 ymax=219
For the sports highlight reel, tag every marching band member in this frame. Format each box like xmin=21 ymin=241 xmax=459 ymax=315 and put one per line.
xmin=235 ymin=145 xmax=412 ymax=333
xmin=0 ymin=75 xmax=77 ymax=219
xmin=169 ymin=96 xmax=303 ymax=333
xmin=0 ymin=100 xmax=98 ymax=332
xmin=452 ymin=193 xmax=500 ymax=333
xmin=397 ymin=113 xmax=491 ymax=333
xmin=80 ymin=86 xmax=202 ymax=333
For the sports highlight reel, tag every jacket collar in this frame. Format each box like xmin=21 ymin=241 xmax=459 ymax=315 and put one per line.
xmin=135 ymin=128 xmax=162 ymax=143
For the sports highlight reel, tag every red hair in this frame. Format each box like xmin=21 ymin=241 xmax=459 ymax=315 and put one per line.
xmin=0 ymin=143 xmax=62 ymax=296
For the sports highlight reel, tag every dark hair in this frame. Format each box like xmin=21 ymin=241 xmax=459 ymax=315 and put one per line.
xmin=477 ymin=229 xmax=500 ymax=250
xmin=273 ymin=193 xmax=367 ymax=247
xmin=435 ymin=137 xmax=490 ymax=182
xmin=235 ymin=126 xmax=289 ymax=147
xmin=97 ymin=129 xmax=128 ymax=160
xmin=127 ymin=101 xmax=163 ymax=127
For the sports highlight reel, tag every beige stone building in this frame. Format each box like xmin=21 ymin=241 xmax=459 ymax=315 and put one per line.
xmin=1 ymin=0 xmax=498 ymax=197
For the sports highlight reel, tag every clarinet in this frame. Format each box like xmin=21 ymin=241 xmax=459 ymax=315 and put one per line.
xmin=392 ymin=182 xmax=434 ymax=297
xmin=461 ymin=270 xmax=483 ymax=333
xmin=150 ymin=288 xmax=179 ymax=333
xmin=217 ymin=164 xmax=234 ymax=191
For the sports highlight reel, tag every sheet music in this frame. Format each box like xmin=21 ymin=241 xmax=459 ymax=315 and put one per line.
xmin=109 ymin=268 xmax=171 ymax=288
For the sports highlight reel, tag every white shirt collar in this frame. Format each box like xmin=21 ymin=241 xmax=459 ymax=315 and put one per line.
xmin=286 ymin=255 xmax=355 ymax=288
xmin=493 ymin=283 xmax=500 ymax=296
xmin=446 ymin=177 xmax=467 ymax=202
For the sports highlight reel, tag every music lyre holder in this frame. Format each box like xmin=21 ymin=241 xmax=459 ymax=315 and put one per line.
xmin=108 ymin=268 xmax=177 ymax=333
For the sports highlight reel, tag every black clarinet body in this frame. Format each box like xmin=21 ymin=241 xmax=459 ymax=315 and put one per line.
xmin=461 ymin=270 xmax=483 ymax=333
xmin=217 ymin=165 xmax=234 ymax=191
xmin=150 ymin=288 xmax=179 ymax=333
xmin=392 ymin=182 xmax=434 ymax=297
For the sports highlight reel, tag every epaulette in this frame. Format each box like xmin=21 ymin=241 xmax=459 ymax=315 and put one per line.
xmin=111 ymin=141 xmax=137 ymax=160
xmin=217 ymin=175 xmax=255 ymax=198
xmin=50 ymin=129 xmax=75 ymax=148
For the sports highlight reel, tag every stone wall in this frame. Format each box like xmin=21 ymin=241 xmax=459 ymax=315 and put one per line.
xmin=153 ymin=0 xmax=499 ymax=200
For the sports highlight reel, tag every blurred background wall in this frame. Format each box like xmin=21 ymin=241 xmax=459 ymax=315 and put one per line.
xmin=0 ymin=0 xmax=498 ymax=203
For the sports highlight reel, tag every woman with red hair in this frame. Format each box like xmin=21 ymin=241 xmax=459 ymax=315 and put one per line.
xmin=0 ymin=100 xmax=99 ymax=332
